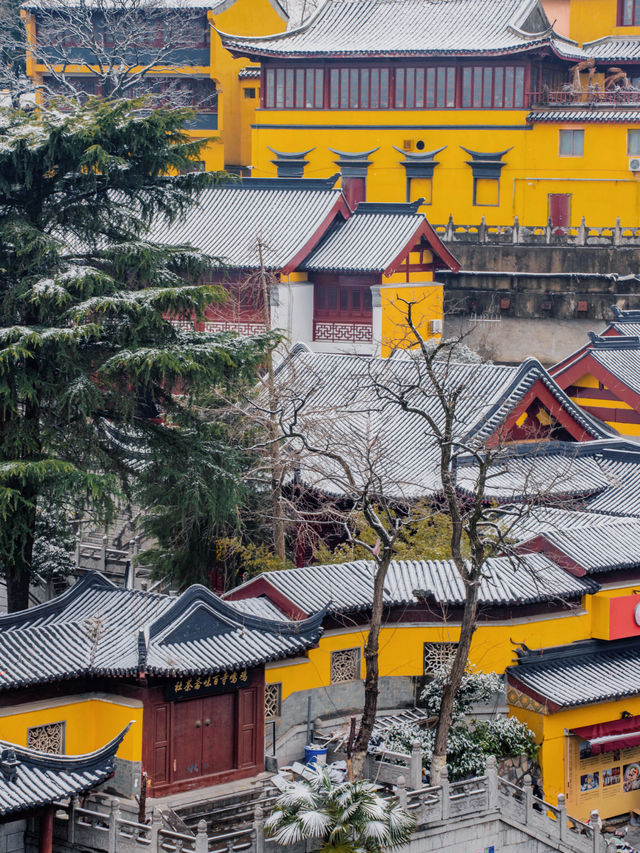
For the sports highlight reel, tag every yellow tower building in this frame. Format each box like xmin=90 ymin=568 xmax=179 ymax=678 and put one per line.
xmin=220 ymin=0 xmax=640 ymax=226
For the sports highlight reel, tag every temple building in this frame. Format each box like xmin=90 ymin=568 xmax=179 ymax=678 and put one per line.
xmin=149 ymin=176 xmax=459 ymax=355
xmin=20 ymin=0 xmax=288 ymax=171
xmin=0 ymin=574 xmax=323 ymax=801
xmin=220 ymin=0 xmax=640 ymax=226
xmin=551 ymin=308 xmax=640 ymax=436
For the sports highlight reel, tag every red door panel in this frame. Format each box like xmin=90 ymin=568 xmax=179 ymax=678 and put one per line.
xmin=548 ymin=193 xmax=571 ymax=229
xmin=204 ymin=693 xmax=236 ymax=774
xmin=173 ymin=699 xmax=204 ymax=781
xmin=237 ymin=687 xmax=258 ymax=770
xmin=152 ymin=703 xmax=170 ymax=784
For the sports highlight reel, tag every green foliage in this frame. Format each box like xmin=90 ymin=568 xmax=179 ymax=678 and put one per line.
xmin=265 ymin=764 xmax=415 ymax=853
xmin=312 ymin=503 xmax=469 ymax=564
xmin=379 ymin=670 xmax=537 ymax=782
xmin=0 ymin=98 xmax=275 ymax=609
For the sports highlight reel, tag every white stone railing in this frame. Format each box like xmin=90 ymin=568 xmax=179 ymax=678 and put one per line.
xmin=52 ymin=757 xmax=611 ymax=853
xmin=433 ymin=216 xmax=640 ymax=247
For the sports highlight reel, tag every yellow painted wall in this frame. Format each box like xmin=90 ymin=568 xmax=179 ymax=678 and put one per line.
xmin=509 ymin=695 xmax=640 ymax=821
xmin=567 ymin=0 xmax=640 ymax=45
xmin=379 ymin=281 xmax=442 ymax=356
xmin=0 ymin=694 xmax=142 ymax=761
xmin=250 ymin=110 xmax=640 ymax=225
xmin=211 ymin=0 xmax=286 ymax=167
xmin=265 ymin=605 xmax=597 ymax=700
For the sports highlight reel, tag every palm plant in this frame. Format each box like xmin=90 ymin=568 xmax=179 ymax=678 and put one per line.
xmin=265 ymin=765 xmax=415 ymax=853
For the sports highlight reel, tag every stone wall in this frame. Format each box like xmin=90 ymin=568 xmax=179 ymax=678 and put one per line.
xmin=0 ymin=820 xmax=26 ymax=853
xmin=438 ymin=242 xmax=640 ymax=364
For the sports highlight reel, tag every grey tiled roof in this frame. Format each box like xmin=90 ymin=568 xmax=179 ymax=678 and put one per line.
xmin=228 ymin=554 xmax=597 ymax=615
xmin=528 ymin=109 xmax=640 ymax=124
xmin=583 ymin=36 xmax=640 ymax=61
xmin=456 ymin=444 xmax=613 ymax=503
xmin=0 ymin=725 xmax=130 ymax=816
xmin=508 ymin=638 xmax=640 ymax=707
xmin=301 ymin=203 xmax=451 ymax=274
xmin=146 ymin=178 xmax=343 ymax=272
xmin=586 ymin=451 xmax=640 ymax=516
xmin=522 ymin=517 xmax=640 ymax=574
xmin=0 ymin=573 xmax=323 ymax=690
xmin=273 ymin=348 xmax=612 ymax=500
xmin=503 ymin=505 xmax=625 ymax=540
xmin=227 ymin=596 xmax=288 ymax=620
xmin=588 ymin=343 xmax=640 ymax=397
xmin=220 ymin=0 xmax=583 ymax=59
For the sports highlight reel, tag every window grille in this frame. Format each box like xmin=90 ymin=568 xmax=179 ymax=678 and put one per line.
xmin=264 ymin=682 xmax=282 ymax=720
xmin=330 ymin=648 xmax=361 ymax=684
xmin=423 ymin=642 xmax=457 ymax=676
xmin=27 ymin=721 xmax=66 ymax=754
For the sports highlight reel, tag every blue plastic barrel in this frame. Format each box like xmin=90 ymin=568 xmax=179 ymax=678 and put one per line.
xmin=304 ymin=744 xmax=328 ymax=766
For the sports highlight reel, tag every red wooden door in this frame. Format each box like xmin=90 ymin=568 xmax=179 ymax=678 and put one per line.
xmin=548 ymin=193 xmax=571 ymax=229
xmin=151 ymin=703 xmax=170 ymax=785
xmin=237 ymin=687 xmax=258 ymax=770
xmin=173 ymin=699 xmax=204 ymax=781
xmin=203 ymin=693 xmax=236 ymax=775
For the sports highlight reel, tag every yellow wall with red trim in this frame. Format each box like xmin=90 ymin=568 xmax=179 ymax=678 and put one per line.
xmin=565 ymin=372 xmax=640 ymax=436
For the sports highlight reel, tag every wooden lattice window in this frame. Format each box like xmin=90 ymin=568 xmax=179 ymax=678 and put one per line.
xmin=264 ymin=682 xmax=282 ymax=720
xmin=423 ymin=643 xmax=457 ymax=676
xmin=330 ymin=648 xmax=361 ymax=684
xmin=27 ymin=721 xmax=66 ymax=754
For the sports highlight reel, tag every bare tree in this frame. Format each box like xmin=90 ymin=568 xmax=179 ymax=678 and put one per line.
xmin=4 ymin=0 xmax=217 ymax=108
xmin=256 ymin=304 xmax=597 ymax=780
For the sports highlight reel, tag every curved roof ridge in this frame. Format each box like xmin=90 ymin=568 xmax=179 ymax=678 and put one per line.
xmin=148 ymin=582 xmax=326 ymax=640
xmin=0 ymin=572 xmax=116 ymax=628
xmin=0 ymin=722 xmax=133 ymax=769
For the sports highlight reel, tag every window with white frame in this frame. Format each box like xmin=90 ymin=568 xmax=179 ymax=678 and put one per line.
xmin=330 ymin=648 xmax=361 ymax=683
xmin=629 ymin=129 xmax=640 ymax=156
xmin=559 ymin=129 xmax=584 ymax=157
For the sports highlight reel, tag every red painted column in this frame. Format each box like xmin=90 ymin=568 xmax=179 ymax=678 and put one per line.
xmin=39 ymin=806 xmax=54 ymax=853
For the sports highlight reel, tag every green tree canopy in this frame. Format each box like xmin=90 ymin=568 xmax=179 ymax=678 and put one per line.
xmin=0 ymin=98 xmax=274 ymax=610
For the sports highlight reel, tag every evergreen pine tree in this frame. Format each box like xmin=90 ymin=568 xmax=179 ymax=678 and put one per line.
xmin=0 ymin=99 xmax=274 ymax=611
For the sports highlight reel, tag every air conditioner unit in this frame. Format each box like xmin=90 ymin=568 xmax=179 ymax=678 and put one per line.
xmin=630 ymin=157 xmax=640 ymax=172
xmin=429 ymin=318 xmax=443 ymax=334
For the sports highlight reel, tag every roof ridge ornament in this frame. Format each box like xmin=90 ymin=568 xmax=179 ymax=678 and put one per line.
xmin=0 ymin=749 xmax=18 ymax=782
xmin=588 ymin=331 xmax=640 ymax=348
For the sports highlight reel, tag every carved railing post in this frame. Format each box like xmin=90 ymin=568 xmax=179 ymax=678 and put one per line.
xmin=512 ymin=215 xmax=520 ymax=244
xmin=195 ymin=819 xmax=208 ymax=853
xmin=254 ymin=804 xmax=265 ymax=853
xmin=523 ymin=774 xmax=533 ymax=825
xmin=66 ymin=797 xmax=76 ymax=843
xmin=545 ymin=218 xmax=552 ymax=244
xmin=479 ymin=215 xmax=487 ymax=243
xmin=108 ymin=797 xmax=120 ymax=853
xmin=410 ymin=740 xmax=422 ymax=791
xmin=556 ymin=793 xmax=567 ymax=841
xmin=578 ymin=216 xmax=587 ymax=245
xmin=445 ymin=213 xmax=455 ymax=242
xmin=396 ymin=775 xmax=408 ymax=810
xmin=614 ymin=216 xmax=622 ymax=246
xmin=485 ymin=755 xmax=498 ymax=810
xmin=440 ymin=766 xmax=450 ymax=821
xmin=150 ymin=808 xmax=162 ymax=851
xmin=590 ymin=809 xmax=602 ymax=853
xmin=75 ymin=534 xmax=81 ymax=567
